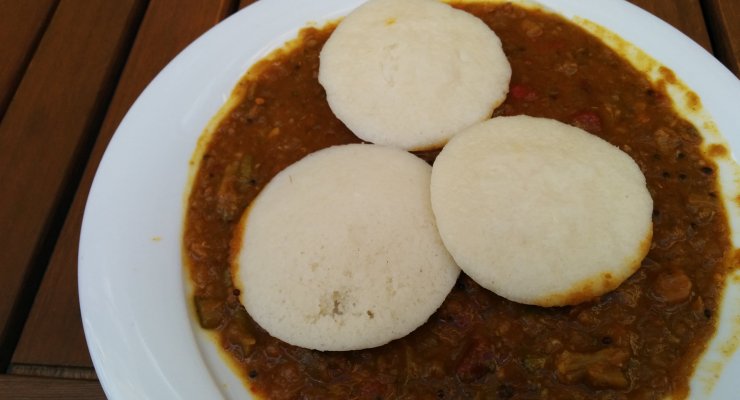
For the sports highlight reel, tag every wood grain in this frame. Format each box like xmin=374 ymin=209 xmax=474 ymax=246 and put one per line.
xmin=8 ymin=364 xmax=97 ymax=381
xmin=11 ymin=0 xmax=236 ymax=372
xmin=703 ymin=0 xmax=740 ymax=76
xmin=628 ymin=0 xmax=712 ymax=52
xmin=0 ymin=0 xmax=58 ymax=119
xmin=0 ymin=0 xmax=144 ymax=368
xmin=0 ymin=375 xmax=105 ymax=400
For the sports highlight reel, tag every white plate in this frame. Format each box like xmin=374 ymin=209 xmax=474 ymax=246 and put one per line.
xmin=79 ymin=0 xmax=740 ymax=399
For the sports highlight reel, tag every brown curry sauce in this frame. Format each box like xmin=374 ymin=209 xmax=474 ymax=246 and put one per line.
xmin=184 ymin=3 xmax=734 ymax=399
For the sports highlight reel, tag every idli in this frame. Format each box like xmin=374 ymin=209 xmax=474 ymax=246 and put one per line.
xmin=319 ymin=0 xmax=511 ymax=151
xmin=234 ymin=144 xmax=459 ymax=351
xmin=430 ymin=116 xmax=653 ymax=306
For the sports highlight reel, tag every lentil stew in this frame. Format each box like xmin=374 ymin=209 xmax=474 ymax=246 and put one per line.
xmin=183 ymin=2 xmax=735 ymax=399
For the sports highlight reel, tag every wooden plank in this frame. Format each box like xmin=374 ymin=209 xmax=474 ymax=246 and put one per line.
xmin=703 ymin=0 xmax=740 ymax=76
xmin=0 ymin=375 xmax=105 ymax=400
xmin=0 ymin=0 xmax=145 ymax=368
xmin=239 ymin=0 xmax=259 ymax=9
xmin=629 ymin=0 xmax=712 ymax=52
xmin=0 ymin=0 xmax=58 ymax=119
xmin=11 ymin=0 xmax=235 ymax=372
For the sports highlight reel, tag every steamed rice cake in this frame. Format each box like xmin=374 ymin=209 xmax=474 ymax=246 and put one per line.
xmin=318 ymin=0 xmax=511 ymax=151
xmin=234 ymin=144 xmax=460 ymax=351
xmin=430 ymin=115 xmax=653 ymax=306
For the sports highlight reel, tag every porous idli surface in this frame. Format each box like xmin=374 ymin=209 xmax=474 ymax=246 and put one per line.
xmin=234 ymin=143 xmax=459 ymax=351
xmin=318 ymin=0 xmax=511 ymax=151
xmin=430 ymin=116 xmax=653 ymax=307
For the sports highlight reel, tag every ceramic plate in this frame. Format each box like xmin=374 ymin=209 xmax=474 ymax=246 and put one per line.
xmin=79 ymin=0 xmax=740 ymax=399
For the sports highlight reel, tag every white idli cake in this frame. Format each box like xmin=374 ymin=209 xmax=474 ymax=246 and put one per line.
xmin=318 ymin=0 xmax=511 ymax=151
xmin=233 ymin=144 xmax=459 ymax=351
xmin=430 ymin=115 xmax=653 ymax=307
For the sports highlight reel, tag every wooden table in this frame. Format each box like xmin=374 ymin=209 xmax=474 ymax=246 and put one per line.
xmin=0 ymin=0 xmax=737 ymax=398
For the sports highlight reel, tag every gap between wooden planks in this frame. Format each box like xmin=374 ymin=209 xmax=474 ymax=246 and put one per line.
xmin=0 ymin=0 xmax=58 ymax=120
xmin=702 ymin=0 xmax=740 ymax=76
